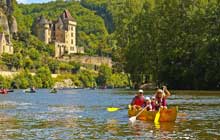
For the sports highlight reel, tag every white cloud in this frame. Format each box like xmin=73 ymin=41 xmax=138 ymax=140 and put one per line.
xmin=17 ymin=0 xmax=28 ymax=4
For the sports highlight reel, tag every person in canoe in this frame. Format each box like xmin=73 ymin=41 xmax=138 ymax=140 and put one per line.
xmin=150 ymin=96 xmax=156 ymax=111
xmin=50 ymin=87 xmax=57 ymax=93
xmin=130 ymin=89 xmax=145 ymax=110
xmin=154 ymin=86 xmax=171 ymax=110
xmin=144 ymin=97 xmax=152 ymax=111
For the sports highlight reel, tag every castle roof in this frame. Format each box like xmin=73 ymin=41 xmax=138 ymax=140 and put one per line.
xmin=57 ymin=17 xmax=64 ymax=25
xmin=60 ymin=9 xmax=75 ymax=21
xmin=38 ymin=15 xmax=49 ymax=24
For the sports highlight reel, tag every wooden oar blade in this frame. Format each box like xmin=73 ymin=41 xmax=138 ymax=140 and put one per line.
xmin=154 ymin=110 xmax=160 ymax=123
xmin=107 ymin=107 xmax=120 ymax=112
xmin=129 ymin=116 xmax=136 ymax=123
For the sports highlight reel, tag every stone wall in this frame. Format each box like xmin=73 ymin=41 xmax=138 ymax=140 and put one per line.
xmin=0 ymin=71 xmax=58 ymax=78
xmin=60 ymin=55 xmax=112 ymax=67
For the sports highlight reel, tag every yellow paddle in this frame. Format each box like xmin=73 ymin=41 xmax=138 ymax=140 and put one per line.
xmin=154 ymin=108 xmax=160 ymax=123
xmin=107 ymin=107 xmax=120 ymax=112
xmin=154 ymin=88 xmax=165 ymax=123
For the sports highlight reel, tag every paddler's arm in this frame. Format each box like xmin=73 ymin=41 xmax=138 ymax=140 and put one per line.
xmin=163 ymin=86 xmax=171 ymax=97
xmin=130 ymin=97 xmax=135 ymax=105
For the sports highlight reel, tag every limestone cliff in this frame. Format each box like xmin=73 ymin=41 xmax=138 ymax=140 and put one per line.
xmin=0 ymin=8 xmax=10 ymax=33
xmin=0 ymin=0 xmax=17 ymax=35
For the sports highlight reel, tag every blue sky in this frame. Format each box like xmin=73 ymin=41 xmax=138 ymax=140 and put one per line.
xmin=17 ymin=0 xmax=55 ymax=4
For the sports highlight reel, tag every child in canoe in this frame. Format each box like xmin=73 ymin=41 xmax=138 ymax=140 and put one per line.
xmin=144 ymin=97 xmax=152 ymax=111
xmin=154 ymin=86 xmax=171 ymax=110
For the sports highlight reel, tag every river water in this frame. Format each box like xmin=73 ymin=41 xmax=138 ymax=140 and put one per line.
xmin=0 ymin=89 xmax=220 ymax=140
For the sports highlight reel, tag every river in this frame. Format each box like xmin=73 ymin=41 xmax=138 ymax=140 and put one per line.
xmin=0 ymin=89 xmax=220 ymax=139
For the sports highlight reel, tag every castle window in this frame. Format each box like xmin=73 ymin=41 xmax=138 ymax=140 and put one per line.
xmin=70 ymin=47 xmax=74 ymax=51
xmin=71 ymin=33 xmax=73 ymax=37
xmin=71 ymin=39 xmax=73 ymax=44
xmin=71 ymin=27 xmax=73 ymax=31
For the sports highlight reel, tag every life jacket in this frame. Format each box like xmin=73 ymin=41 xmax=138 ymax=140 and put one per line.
xmin=145 ymin=103 xmax=152 ymax=111
xmin=155 ymin=97 xmax=167 ymax=110
xmin=131 ymin=96 xmax=145 ymax=107
xmin=151 ymin=102 xmax=156 ymax=111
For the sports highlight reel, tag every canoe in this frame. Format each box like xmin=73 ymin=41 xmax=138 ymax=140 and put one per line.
xmin=0 ymin=90 xmax=8 ymax=94
xmin=0 ymin=89 xmax=13 ymax=94
xmin=128 ymin=106 xmax=178 ymax=122
xmin=23 ymin=89 xmax=36 ymax=93
xmin=50 ymin=89 xmax=57 ymax=93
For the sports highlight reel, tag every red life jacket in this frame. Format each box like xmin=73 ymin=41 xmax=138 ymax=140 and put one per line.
xmin=132 ymin=96 xmax=145 ymax=107
xmin=155 ymin=97 xmax=167 ymax=110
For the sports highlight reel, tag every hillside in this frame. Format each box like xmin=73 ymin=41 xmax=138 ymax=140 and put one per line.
xmin=15 ymin=0 xmax=111 ymax=56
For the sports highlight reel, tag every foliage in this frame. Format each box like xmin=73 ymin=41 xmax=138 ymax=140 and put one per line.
xmin=35 ymin=67 xmax=54 ymax=88
xmin=96 ymin=64 xmax=112 ymax=86
xmin=12 ymin=70 xmax=33 ymax=89
xmin=109 ymin=73 xmax=129 ymax=88
xmin=78 ymin=69 xmax=97 ymax=87
xmin=0 ymin=75 xmax=11 ymax=88
xmin=115 ymin=0 xmax=220 ymax=89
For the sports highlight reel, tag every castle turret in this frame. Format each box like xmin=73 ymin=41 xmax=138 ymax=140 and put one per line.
xmin=44 ymin=22 xmax=49 ymax=44
xmin=60 ymin=9 xmax=77 ymax=54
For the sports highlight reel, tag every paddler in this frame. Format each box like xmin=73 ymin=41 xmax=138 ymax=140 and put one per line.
xmin=130 ymin=89 xmax=145 ymax=110
xmin=154 ymin=86 xmax=171 ymax=110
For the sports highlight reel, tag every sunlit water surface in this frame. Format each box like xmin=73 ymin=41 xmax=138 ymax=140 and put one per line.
xmin=0 ymin=89 xmax=220 ymax=139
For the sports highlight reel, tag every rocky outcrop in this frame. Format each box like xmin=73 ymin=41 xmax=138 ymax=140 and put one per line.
xmin=0 ymin=0 xmax=17 ymax=35
xmin=0 ymin=9 xmax=10 ymax=34
xmin=9 ymin=16 xmax=17 ymax=33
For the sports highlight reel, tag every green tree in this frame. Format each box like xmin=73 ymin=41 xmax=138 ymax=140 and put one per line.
xmin=35 ymin=67 xmax=54 ymax=88
xmin=96 ymin=64 xmax=112 ymax=86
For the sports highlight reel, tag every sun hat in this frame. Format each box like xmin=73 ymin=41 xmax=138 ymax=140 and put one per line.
xmin=138 ymin=89 xmax=143 ymax=93
xmin=145 ymin=97 xmax=150 ymax=100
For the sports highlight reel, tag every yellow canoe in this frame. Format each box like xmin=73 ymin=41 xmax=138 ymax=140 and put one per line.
xmin=128 ymin=106 xmax=178 ymax=122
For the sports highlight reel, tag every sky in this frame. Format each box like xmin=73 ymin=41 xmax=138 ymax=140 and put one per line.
xmin=17 ymin=0 xmax=55 ymax=4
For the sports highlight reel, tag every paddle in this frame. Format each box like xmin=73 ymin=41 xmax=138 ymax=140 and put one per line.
xmin=154 ymin=108 xmax=160 ymax=123
xmin=129 ymin=106 xmax=147 ymax=123
xmin=107 ymin=105 xmax=129 ymax=112
xmin=107 ymin=107 xmax=120 ymax=112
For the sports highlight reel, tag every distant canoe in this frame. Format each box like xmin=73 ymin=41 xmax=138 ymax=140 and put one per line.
xmin=0 ymin=89 xmax=8 ymax=94
xmin=0 ymin=89 xmax=13 ymax=94
xmin=50 ymin=89 xmax=57 ymax=93
xmin=23 ymin=89 xmax=36 ymax=93
xmin=128 ymin=106 xmax=178 ymax=122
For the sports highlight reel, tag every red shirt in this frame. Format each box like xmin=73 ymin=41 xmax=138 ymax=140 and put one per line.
xmin=131 ymin=95 xmax=145 ymax=107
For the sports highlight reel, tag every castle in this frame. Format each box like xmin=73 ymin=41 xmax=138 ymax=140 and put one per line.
xmin=33 ymin=10 xmax=84 ymax=57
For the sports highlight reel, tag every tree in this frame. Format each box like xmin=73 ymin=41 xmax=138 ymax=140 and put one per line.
xmin=35 ymin=67 xmax=54 ymax=88
xmin=96 ymin=64 xmax=112 ymax=86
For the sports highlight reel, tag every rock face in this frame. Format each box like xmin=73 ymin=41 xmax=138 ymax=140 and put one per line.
xmin=0 ymin=9 xmax=10 ymax=34
xmin=0 ymin=0 xmax=16 ymax=55
xmin=0 ymin=0 xmax=17 ymax=35
xmin=9 ymin=16 xmax=17 ymax=33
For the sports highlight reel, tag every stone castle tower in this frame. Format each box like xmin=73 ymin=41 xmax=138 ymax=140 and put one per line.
xmin=33 ymin=10 xmax=83 ymax=57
